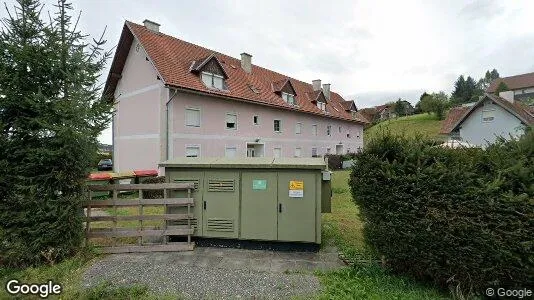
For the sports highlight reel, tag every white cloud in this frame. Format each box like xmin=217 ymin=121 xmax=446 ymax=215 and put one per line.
xmin=1 ymin=0 xmax=533 ymax=144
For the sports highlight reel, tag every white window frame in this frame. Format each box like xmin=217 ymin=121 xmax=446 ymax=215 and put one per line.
xmin=273 ymin=147 xmax=282 ymax=158
xmin=185 ymin=107 xmax=201 ymax=127
xmin=253 ymin=115 xmax=259 ymax=125
xmin=295 ymin=122 xmax=302 ymax=134
xmin=312 ymin=124 xmax=317 ymax=136
xmin=294 ymin=147 xmax=302 ymax=157
xmin=311 ymin=147 xmax=318 ymax=157
xmin=225 ymin=112 xmax=238 ymax=130
xmin=185 ymin=145 xmax=201 ymax=157
xmin=201 ymin=71 xmax=225 ymax=90
xmin=327 ymin=125 xmax=332 ymax=136
xmin=225 ymin=146 xmax=237 ymax=158
xmin=281 ymin=92 xmax=295 ymax=105
xmin=482 ymin=109 xmax=495 ymax=123
xmin=274 ymin=119 xmax=282 ymax=133
xmin=317 ymin=102 xmax=326 ymax=111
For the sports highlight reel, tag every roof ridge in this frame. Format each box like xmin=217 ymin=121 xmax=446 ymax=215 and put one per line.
xmin=125 ymin=21 xmax=346 ymax=98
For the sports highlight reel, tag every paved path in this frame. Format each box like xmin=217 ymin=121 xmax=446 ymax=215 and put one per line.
xmin=82 ymin=246 xmax=345 ymax=299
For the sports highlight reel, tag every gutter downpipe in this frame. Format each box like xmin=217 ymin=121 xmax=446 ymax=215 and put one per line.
xmin=165 ymin=88 xmax=178 ymax=161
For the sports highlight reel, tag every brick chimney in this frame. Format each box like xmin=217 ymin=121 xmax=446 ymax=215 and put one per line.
xmin=312 ymin=79 xmax=321 ymax=91
xmin=322 ymin=83 xmax=331 ymax=100
xmin=143 ymin=19 xmax=160 ymax=32
xmin=499 ymin=91 xmax=514 ymax=103
xmin=240 ymin=53 xmax=252 ymax=73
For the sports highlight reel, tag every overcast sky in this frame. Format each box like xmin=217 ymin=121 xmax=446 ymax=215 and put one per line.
xmin=2 ymin=0 xmax=533 ymax=144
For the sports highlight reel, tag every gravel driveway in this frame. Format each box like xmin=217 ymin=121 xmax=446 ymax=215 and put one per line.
xmin=82 ymin=246 xmax=344 ymax=299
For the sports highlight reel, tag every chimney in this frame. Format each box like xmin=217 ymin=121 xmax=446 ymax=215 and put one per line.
xmin=322 ymin=83 xmax=331 ymax=100
xmin=143 ymin=19 xmax=160 ymax=32
xmin=312 ymin=79 xmax=321 ymax=91
xmin=499 ymin=91 xmax=514 ymax=103
xmin=240 ymin=52 xmax=252 ymax=73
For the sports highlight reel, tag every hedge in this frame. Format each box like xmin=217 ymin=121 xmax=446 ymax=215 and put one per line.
xmin=350 ymin=130 xmax=534 ymax=296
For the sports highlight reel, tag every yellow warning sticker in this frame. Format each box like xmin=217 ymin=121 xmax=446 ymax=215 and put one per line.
xmin=289 ymin=180 xmax=304 ymax=190
xmin=289 ymin=180 xmax=304 ymax=198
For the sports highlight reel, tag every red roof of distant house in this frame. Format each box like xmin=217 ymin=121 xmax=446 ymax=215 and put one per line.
xmin=440 ymin=106 xmax=471 ymax=134
xmin=487 ymin=72 xmax=534 ymax=92
xmin=104 ymin=21 xmax=368 ymax=124
xmin=440 ymin=93 xmax=534 ymax=134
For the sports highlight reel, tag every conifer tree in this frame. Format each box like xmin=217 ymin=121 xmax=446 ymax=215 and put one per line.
xmin=0 ymin=0 xmax=112 ymax=266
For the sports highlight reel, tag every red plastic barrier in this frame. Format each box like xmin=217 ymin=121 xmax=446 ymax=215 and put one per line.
xmin=133 ymin=169 xmax=158 ymax=177
xmin=88 ymin=172 xmax=112 ymax=180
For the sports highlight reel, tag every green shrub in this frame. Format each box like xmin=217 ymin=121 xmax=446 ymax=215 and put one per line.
xmin=325 ymin=154 xmax=345 ymax=170
xmin=141 ymin=176 xmax=166 ymax=199
xmin=350 ymin=131 xmax=534 ymax=296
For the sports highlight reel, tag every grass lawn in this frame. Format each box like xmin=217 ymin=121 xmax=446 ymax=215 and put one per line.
xmin=318 ymin=170 xmax=450 ymax=299
xmin=364 ymin=113 xmax=446 ymax=143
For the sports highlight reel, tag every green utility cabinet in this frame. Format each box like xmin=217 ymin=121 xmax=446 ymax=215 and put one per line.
xmin=160 ymin=157 xmax=331 ymax=244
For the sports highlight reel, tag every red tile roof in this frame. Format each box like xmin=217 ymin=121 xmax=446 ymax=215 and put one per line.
xmin=440 ymin=94 xmax=534 ymax=134
xmin=106 ymin=21 xmax=367 ymax=124
xmin=487 ymin=72 xmax=534 ymax=92
xmin=440 ymin=106 xmax=470 ymax=134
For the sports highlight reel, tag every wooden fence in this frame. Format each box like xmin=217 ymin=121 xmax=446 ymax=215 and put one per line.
xmin=84 ymin=183 xmax=195 ymax=253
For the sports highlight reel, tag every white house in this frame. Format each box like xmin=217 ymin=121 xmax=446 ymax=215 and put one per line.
xmin=441 ymin=92 xmax=534 ymax=147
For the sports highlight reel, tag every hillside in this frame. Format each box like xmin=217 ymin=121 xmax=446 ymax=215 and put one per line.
xmin=364 ymin=113 xmax=445 ymax=143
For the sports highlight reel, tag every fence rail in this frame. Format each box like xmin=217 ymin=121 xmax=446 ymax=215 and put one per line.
xmin=84 ymin=182 xmax=195 ymax=253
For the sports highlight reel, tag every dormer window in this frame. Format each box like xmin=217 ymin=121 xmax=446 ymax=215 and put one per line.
xmin=282 ymin=92 xmax=295 ymax=105
xmin=201 ymin=72 xmax=225 ymax=90
xmin=190 ymin=53 xmax=229 ymax=91
xmin=272 ymin=79 xmax=297 ymax=105
xmin=317 ymin=102 xmax=326 ymax=111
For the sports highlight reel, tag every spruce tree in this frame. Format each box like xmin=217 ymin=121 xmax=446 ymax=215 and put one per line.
xmin=0 ymin=0 xmax=112 ymax=267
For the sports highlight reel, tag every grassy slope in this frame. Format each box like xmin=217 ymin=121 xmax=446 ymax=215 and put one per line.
xmin=319 ymin=170 xmax=449 ymax=299
xmin=364 ymin=113 xmax=445 ymax=143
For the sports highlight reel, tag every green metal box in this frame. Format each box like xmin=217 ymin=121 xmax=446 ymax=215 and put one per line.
xmin=160 ymin=157 xmax=329 ymax=244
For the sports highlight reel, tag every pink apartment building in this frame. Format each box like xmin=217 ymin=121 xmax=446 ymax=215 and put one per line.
xmin=104 ymin=20 xmax=368 ymax=173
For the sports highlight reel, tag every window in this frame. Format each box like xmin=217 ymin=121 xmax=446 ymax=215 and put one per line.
xmin=282 ymin=92 xmax=295 ymax=105
xmin=327 ymin=125 xmax=331 ymax=136
xmin=226 ymin=113 xmax=237 ymax=129
xmin=311 ymin=147 xmax=318 ymax=157
xmin=274 ymin=119 xmax=281 ymax=132
xmin=482 ymin=110 xmax=495 ymax=122
xmin=185 ymin=108 xmax=201 ymax=127
xmin=326 ymin=148 xmax=331 ymax=154
xmin=312 ymin=124 xmax=317 ymax=136
xmin=253 ymin=115 xmax=259 ymax=125
xmin=347 ymin=133 xmax=351 ymax=138
xmin=225 ymin=147 xmax=237 ymax=158
xmin=294 ymin=147 xmax=301 ymax=157
xmin=185 ymin=146 xmax=200 ymax=157
xmin=273 ymin=147 xmax=281 ymax=158
xmin=201 ymin=72 xmax=225 ymax=90
xmin=295 ymin=122 xmax=302 ymax=134
xmin=338 ymin=126 xmax=342 ymax=133
xmin=347 ymin=147 xmax=351 ymax=154
xmin=317 ymin=102 xmax=326 ymax=111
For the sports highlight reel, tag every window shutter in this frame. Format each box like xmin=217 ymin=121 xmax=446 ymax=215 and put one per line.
xmin=185 ymin=109 xmax=200 ymax=127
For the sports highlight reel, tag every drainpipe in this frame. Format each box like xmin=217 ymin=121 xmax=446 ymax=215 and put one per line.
xmin=165 ymin=89 xmax=178 ymax=161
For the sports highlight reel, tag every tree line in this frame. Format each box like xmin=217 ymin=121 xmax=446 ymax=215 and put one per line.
xmin=416 ymin=69 xmax=506 ymax=120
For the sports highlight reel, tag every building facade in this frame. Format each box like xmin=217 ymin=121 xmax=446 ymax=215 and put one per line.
xmin=440 ymin=93 xmax=533 ymax=147
xmin=105 ymin=20 xmax=367 ymax=172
